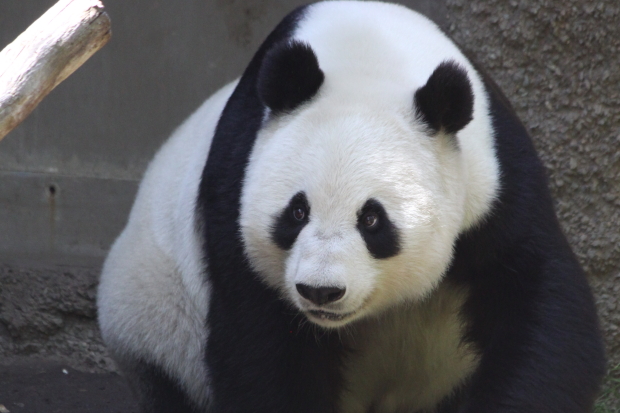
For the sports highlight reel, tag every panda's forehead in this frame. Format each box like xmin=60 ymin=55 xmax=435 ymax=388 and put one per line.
xmin=255 ymin=104 xmax=437 ymax=223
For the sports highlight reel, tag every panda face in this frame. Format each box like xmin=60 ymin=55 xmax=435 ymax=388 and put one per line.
xmin=236 ymin=13 xmax=493 ymax=327
xmin=240 ymin=97 xmax=468 ymax=328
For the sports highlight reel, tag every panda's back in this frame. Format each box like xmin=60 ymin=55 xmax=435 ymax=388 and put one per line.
xmin=97 ymin=81 xmax=237 ymax=408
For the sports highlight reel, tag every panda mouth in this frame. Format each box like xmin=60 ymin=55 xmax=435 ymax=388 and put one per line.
xmin=307 ymin=310 xmax=354 ymax=322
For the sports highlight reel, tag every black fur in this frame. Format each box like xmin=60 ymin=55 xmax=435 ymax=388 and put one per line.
xmin=198 ymin=5 xmax=345 ymax=413
xmin=271 ymin=191 xmax=310 ymax=250
xmin=194 ymin=6 xmax=604 ymax=413
xmin=356 ymin=199 xmax=401 ymax=259
xmin=444 ymin=71 xmax=606 ymax=412
xmin=257 ymin=40 xmax=324 ymax=115
xmin=414 ymin=60 xmax=474 ymax=135
xmin=121 ymin=358 xmax=206 ymax=413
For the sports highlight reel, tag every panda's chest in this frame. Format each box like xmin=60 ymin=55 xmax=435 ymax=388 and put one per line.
xmin=339 ymin=285 xmax=479 ymax=413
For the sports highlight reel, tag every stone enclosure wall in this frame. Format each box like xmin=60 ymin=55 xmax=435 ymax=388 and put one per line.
xmin=0 ymin=0 xmax=618 ymax=389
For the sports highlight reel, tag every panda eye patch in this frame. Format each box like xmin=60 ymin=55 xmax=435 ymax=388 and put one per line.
xmin=271 ymin=191 xmax=310 ymax=250
xmin=357 ymin=199 xmax=401 ymax=259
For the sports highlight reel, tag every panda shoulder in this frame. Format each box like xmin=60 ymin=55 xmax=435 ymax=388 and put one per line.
xmin=126 ymin=81 xmax=238 ymax=247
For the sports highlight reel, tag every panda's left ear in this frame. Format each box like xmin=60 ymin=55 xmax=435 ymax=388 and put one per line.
xmin=257 ymin=40 xmax=324 ymax=114
xmin=414 ymin=61 xmax=474 ymax=135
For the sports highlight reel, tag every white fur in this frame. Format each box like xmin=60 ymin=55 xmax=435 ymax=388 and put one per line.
xmin=240 ymin=1 xmax=498 ymax=327
xmin=97 ymin=82 xmax=237 ymax=408
xmin=293 ymin=2 xmax=498 ymax=231
xmin=340 ymin=284 xmax=478 ymax=413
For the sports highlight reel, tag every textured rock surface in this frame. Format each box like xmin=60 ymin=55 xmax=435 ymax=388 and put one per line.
xmin=0 ymin=263 xmax=115 ymax=373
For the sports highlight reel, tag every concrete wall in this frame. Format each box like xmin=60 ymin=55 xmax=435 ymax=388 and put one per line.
xmin=0 ymin=0 xmax=617 ymax=383
xmin=0 ymin=0 xmax=445 ymax=265
xmin=0 ymin=0 xmax=445 ymax=370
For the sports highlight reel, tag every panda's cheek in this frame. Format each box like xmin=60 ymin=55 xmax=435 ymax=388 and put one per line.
xmin=239 ymin=211 xmax=286 ymax=287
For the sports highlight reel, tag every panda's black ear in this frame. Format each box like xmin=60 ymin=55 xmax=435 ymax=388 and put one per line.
xmin=414 ymin=61 xmax=474 ymax=135
xmin=257 ymin=41 xmax=324 ymax=114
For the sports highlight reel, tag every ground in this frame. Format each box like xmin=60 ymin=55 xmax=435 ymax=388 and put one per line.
xmin=0 ymin=361 xmax=137 ymax=413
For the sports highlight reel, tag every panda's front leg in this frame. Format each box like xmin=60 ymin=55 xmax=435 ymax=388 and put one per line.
xmin=205 ymin=274 xmax=345 ymax=413
xmin=114 ymin=357 xmax=206 ymax=413
xmin=451 ymin=253 xmax=605 ymax=413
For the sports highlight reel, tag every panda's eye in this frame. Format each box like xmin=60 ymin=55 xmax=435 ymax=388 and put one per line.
xmin=292 ymin=206 xmax=307 ymax=221
xmin=272 ymin=192 xmax=309 ymax=251
xmin=356 ymin=199 xmax=401 ymax=259
xmin=362 ymin=212 xmax=379 ymax=228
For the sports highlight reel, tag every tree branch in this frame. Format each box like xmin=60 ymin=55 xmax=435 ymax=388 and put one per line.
xmin=0 ymin=0 xmax=111 ymax=141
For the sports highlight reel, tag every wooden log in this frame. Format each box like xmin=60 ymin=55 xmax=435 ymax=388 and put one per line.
xmin=0 ymin=0 xmax=111 ymax=141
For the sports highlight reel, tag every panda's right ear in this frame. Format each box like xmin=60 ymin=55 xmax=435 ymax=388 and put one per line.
xmin=414 ymin=61 xmax=474 ymax=135
xmin=257 ymin=41 xmax=324 ymax=115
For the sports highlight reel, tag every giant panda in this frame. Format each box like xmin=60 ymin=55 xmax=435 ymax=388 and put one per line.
xmin=97 ymin=2 xmax=606 ymax=412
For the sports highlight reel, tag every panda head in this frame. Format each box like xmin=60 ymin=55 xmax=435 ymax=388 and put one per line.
xmin=240 ymin=36 xmax=481 ymax=328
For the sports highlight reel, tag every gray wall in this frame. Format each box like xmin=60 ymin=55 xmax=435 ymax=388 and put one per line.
xmin=0 ymin=0 xmax=618 ymax=385
xmin=0 ymin=0 xmax=445 ymax=369
xmin=0 ymin=0 xmax=445 ymax=265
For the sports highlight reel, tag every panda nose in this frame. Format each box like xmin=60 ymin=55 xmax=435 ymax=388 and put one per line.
xmin=296 ymin=284 xmax=346 ymax=306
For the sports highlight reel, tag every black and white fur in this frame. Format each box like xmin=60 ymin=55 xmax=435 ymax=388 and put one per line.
xmin=97 ymin=2 xmax=605 ymax=412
